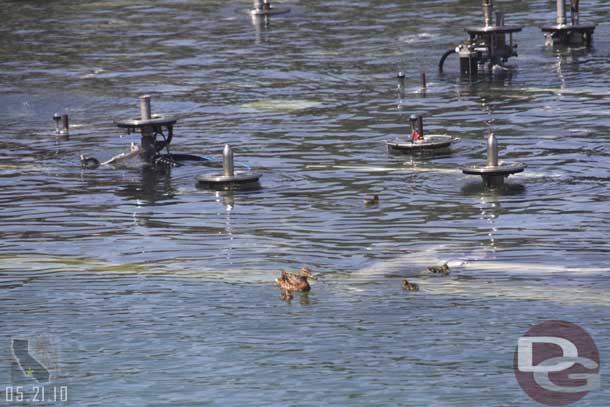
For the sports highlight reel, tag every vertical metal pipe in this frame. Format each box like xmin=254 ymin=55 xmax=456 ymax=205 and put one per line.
xmin=223 ymin=145 xmax=235 ymax=177
xmin=397 ymin=72 xmax=406 ymax=89
xmin=61 ymin=114 xmax=69 ymax=135
xmin=140 ymin=95 xmax=152 ymax=120
xmin=53 ymin=113 xmax=61 ymax=134
xmin=409 ymin=114 xmax=418 ymax=138
xmin=416 ymin=115 xmax=424 ymax=139
xmin=570 ymin=0 xmax=579 ymax=25
xmin=487 ymin=133 xmax=498 ymax=167
xmin=495 ymin=12 xmax=504 ymax=26
xmin=556 ymin=0 xmax=566 ymax=26
xmin=420 ymin=72 xmax=427 ymax=89
xmin=253 ymin=0 xmax=264 ymax=12
xmin=482 ymin=0 xmax=493 ymax=27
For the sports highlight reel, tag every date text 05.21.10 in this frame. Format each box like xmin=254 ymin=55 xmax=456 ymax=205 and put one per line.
xmin=5 ymin=386 xmax=68 ymax=403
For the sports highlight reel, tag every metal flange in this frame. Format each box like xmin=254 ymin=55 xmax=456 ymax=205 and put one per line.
xmin=197 ymin=145 xmax=262 ymax=188
xmin=387 ymin=135 xmax=456 ymax=152
xmin=114 ymin=115 xmax=177 ymax=130
xmin=461 ymin=162 xmax=526 ymax=176
xmin=197 ymin=172 xmax=263 ymax=185
xmin=461 ymin=133 xmax=526 ymax=188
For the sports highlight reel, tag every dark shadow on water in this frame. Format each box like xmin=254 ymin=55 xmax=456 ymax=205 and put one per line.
xmin=118 ymin=167 xmax=175 ymax=204
xmin=461 ymin=181 xmax=526 ymax=196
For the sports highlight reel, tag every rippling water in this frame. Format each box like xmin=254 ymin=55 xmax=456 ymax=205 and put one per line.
xmin=1 ymin=0 xmax=610 ymax=405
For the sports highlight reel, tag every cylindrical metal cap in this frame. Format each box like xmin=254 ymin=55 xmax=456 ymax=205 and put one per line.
xmin=223 ymin=144 xmax=235 ymax=177
xmin=483 ymin=0 xmax=494 ymax=27
xmin=487 ymin=133 xmax=499 ymax=167
xmin=140 ymin=95 xmax=152 ymax=120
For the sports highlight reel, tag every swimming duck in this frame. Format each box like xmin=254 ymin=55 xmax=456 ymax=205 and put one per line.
xmin=402 ymin=279 xmax=419 ymax=292
xmin=80 ymin=155 xmax=100 ymax=169
xmin=363 ymin=194 xmax=379 ymax=206
xmin=275 ymin=266 xmax=316 ymax=292
xmin=427 ymin=263 xmax=449 ymax=275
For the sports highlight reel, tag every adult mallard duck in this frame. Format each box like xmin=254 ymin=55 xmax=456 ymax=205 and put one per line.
xmin=402 ymin=279 xmax=419 ymax=292
xmin=276 ymin=267 xmax=316 ymax=292
xmin=427 ymin=263 xmax=449 ymax=275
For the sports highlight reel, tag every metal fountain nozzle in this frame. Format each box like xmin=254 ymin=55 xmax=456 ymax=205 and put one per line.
xmin=53 ymin=113 xmax=61 ymax=134
xmin=409 ymin=114 xmax=418 ymax=132
xmin=139 ymin=95 xmax=152 ymax=120
xmin=487 ymin=133 xmax=498 ymax=167
xmin=483 ymin=0 xmax=494 ymax=27
xmin=223 ymin=144 xmax=235 ymax=177
xmin=461 ymin=133 xmax=526 ymax=189
xmin=197 ymin=144 xmax=262 ymax=188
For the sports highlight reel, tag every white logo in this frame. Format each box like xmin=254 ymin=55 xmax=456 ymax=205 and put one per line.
xmin=517 ymin=336 xmax=601 ymax=393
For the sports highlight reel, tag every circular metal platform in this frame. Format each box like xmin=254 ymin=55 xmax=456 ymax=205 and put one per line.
xmin=250 ymin=7 xmax=290 ymax=16
xmin=387 ymin=135 xmax=457 ymax=152
xmin=114 ymin=115 xmax=177 ymax=129
xmin=465 ymin=25 xmax=523 ymax=34
xmin=197 ymin=171 xmax=262 ymax=186
xmin=461 ymin=162 xmax=526 ymax=176
xmin=541 ymin=24 xmax=596 ymax=34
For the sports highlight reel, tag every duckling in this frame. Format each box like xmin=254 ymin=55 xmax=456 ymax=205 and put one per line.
xmin=80 ymin=155 xmax=100 ymax=169
xmin=275 ymin=266 xmax=316 ymax=292
xmin=363 ymin=194 xmax=379 ymax=206
xmin=427 ymin=263 xmax=450 ymax=275
xmin=402 ymin=279 xmax=419 ymax=292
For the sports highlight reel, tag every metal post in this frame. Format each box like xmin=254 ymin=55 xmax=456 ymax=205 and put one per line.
xmin=223 ymin=145 xmax=235 ymax=177
xmin=409 ymin=114 xmax=418 ymax=140
xmin=61 ymin=114 xmax=69 ymax=135
xmin=253 ymin=0 xmax=264 ymax=12
xmin=557 ymin=0 xmax=566 ymax=26
xmin=420 ymin=72 xmax=427 ymax=89
xmin=53 ymin=113 xmax=61 ymax=134
xmin=570 ymin=0 xmax=579 ymax=25
xmin=487 ymin=133 xmax=498 ymax=167
xmin=397 ymin=72 xmax=406 ymax=89
xmin=496 ymin=12 xmax=504 ymax=26
xmin=138 ymin=96 xmax=155 ymax=162
xmin=483 ymin=0 xmax=494 ymax=27
xmin=416 ymin=115 xmax=425 ymax=139
xmin=140 ymin=95 xmax=152 ymax=120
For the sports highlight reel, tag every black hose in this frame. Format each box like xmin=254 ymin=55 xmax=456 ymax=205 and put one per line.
xmin=439 ymin=48 xmax=456 ymax=73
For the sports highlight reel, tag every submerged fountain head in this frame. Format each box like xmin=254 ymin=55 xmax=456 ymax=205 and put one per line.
xmin=461 ymin=133 xmax=526 ymax=189
xmin=114 ymin=95 xmax=177 ymax=164
xmin=541 ymin=0 xmax=595 ymax=47
xmin=439 ymin=0 xmax=522 ymax=76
